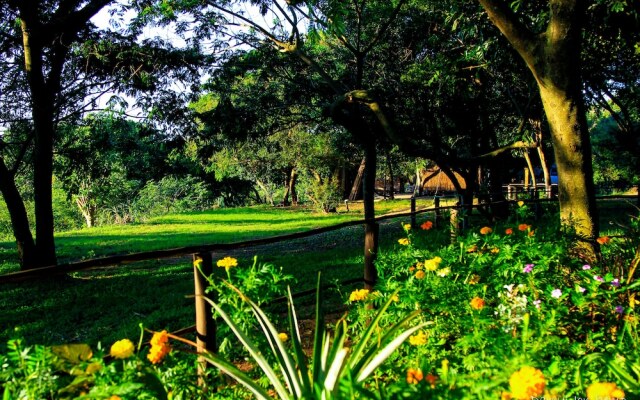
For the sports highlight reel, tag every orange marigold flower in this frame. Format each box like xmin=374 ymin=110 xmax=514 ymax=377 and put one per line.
xmin=586 ymin=382 xmax=625 ymax=400
xmin=518 ymin=224 xmax=530 ymax=231
xmin=147 ymin=330 xmax=171 ymax=365
xmin=470 ymin=297 xmax=485 ymax=310
xmin=501 ymin=392 xmax=513 ymax=400
xmin=420 ymin=220 xmax=434 ymax=230
xmin=480 ymin=226 xmax=493 ymax=235
xmin=505 ymin=228 xmax=513 ymax=235
xmin=425 ymin=373 xmax=438 ymax=388
xmin=597 ymin=236 xmax=611 ymax=245
xmin=468 ymin=274 xmax=480 ymax=285
xmin=509 ymin=366 xmax=545 ymax=399
xmin=491 ymin=247 xmax=500 ymax=254
xmin=415 ymin=270 xmax=426 ymax=280
xmin=406 ymin=368 xmax=423 ymax=384
xmin=408 ymin=266 xmax=416 ymax=272
xmin=528 ymin=230 xmax=535 ymax=237
xmin=466 ymin=245 xmax=478 ymax=253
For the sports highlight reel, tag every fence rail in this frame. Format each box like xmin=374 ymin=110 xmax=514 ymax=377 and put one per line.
xmin=0 ymin=194 xmax=636 ymax=284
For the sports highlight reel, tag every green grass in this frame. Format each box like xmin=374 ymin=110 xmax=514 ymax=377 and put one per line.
xmin=0 ymin=198 xmax=635 ymax=347
xmin=0 ymin=200 xmax=420 ymax=346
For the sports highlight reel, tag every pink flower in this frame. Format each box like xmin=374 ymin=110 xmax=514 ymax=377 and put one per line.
xmin=594 ymin=275 xmax=604 ymax=282
xmin=577 ymin=286 xmax=586 ymax=293
xmin=611 ymin=279 xmax=620 ymax=288
xmin=533 ymin=300 xmax=541 ymax=309
xmin=582 ymin=264 xmax=591 ymax=270
xmin=615 ymin=305 xmax=624 ymax=314
xmin=523 ymin=264 xmax=534 ymax=273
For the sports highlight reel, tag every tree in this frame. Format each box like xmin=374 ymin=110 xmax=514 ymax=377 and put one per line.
xmin=1 ymin=0 xmax=208 ymax=269
xmin=0 ymin=0 xmax=116 ymax=268
xmin=477 ymin=0 xmax=601 ymax=258
xmin=54 ymin=113 xmax=170 ymax=227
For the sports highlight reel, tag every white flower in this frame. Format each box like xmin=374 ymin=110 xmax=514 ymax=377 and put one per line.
xmin=551 ymin=289 xmax=562 ymax=298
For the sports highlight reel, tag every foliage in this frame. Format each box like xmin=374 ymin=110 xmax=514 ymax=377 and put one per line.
xmin=203 ymin=256 xmax=295 ymax=358
xmin=0 ymin=334 xmax=174 ymax=400
xmin=350 ymin=205 xmax=640 ymax=398
xmin=133 ymin=175 xmax=212 ymax=219
xmin=194 ymin=277 xmax=429 ymax=399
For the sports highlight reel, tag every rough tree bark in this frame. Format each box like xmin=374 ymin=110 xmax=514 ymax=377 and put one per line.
xmin=478 ymin=0 xmax=599 ymax=259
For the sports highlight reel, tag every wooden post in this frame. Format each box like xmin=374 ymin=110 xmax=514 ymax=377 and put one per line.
xmin=450 ymin=208 xmax=460 ymax=244
xmin=193 ymin=252 xmax=216 ymax=385
xmin=434 ymin=196 xmax=441 ymax=228
xmin=364 ymin=222 xmax=379 ymax=290
xmin=410 ymin=196 xmax=416 ymax=229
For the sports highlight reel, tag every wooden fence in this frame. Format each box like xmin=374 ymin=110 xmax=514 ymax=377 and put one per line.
xmin=0 ymin=193 xmax=636 ymax=380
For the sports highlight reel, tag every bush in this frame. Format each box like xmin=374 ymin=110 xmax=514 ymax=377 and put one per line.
xmin=133 ymin=175 xmax=212 ymax=219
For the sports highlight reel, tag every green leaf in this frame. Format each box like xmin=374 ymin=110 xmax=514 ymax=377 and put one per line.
xmin=50 ymin=344 xmax=93 ymax=364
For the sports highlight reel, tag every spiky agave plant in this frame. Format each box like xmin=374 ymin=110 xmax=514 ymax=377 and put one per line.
xmin=193 ymin=275 xmax=430 ymax=399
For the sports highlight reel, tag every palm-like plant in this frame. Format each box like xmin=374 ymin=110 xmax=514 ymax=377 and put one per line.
xmin=188 ymin=276 xmax=429 ymax=399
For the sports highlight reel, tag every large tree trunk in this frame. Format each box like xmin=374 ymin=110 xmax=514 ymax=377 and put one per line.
xmin=478 ymin=0 xmax=599 ymax=259
xmin=538 ymin=84 xmax=599 ymax=243
xmin=0 ymin=158 xmax=37 ymax=269
xmin=20 ymin=16 xmax=58 ymax=267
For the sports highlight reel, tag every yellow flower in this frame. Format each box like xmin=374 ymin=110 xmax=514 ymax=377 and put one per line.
xmin=470 ymin=297 xmax=485 ymax=310
xmin=349 ymin=289 xmax=370 ymax=302
xmin=409 ymin=331 xmax=428 ymax=346
xmin=501 ymin=392 xmax=513 ymax=400
xmin=491 ymin=247 xmax=500 ymax=254
xmin=216 ymin=257 xmax=238 ymax=269
xmin=517 ymin=201 xmax=524 ymax=207
xmin=110 ymin=339 xmax=135 ymax=359
xmin=147 ymin=330 xmax=171 ymax=365
xmin=193 ymin=257 xmax=203 ymax=268
xmin=415 ymin=261 xmax=424 ymax=270
xmin=398 ymin=238 xmax=410 ymax=246
xmin=390 ymin=293 xmax=400 ymax=302
xmin=586 ymin=382 xmax=625 ymax=399
xmin=415 ymin=270 xmax=426 ymax=280
xmin=424 ymin=256 xmax=442 ymax=271
xmin=403 ymin=223 xmax=412 ymax=231
xmin=406 ymin=368 xmax=423 ymax=384
xmin=508 ymin=366 xmax=545 ymax=399
xmin=109 ymin=396 xmax=122 ymax=400
xmin=436 ymin=267 xmax=450 ymax=277
xmin=480 ymin=226 xmax=493 ymax=235
xmin=278 ymin=332 xmax=289 ymax=342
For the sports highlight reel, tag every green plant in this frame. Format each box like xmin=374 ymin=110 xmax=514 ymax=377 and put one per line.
xmin=174 ymin=276 xmax=429 ymax=399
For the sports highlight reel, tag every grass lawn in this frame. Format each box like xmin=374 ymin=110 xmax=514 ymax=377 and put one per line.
xmin=0 ymin=197 xmax=635 ymax=347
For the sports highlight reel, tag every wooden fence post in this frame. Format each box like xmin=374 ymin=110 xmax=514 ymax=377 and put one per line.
xmin=193 ymin=252 xmax=216 ymax=386
xmin=450 ymin=208 xmax=460 ymax=244
xmin=364 ymin=222 xmax=379 ymax=290
xmin=434 ymin=196 xmax=441 ymax=228
xmin=410 ymin=196 xmax=416 ymax=229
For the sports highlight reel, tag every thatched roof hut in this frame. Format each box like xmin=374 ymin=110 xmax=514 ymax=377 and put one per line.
xmin=420 ymin=168 xmax=466 ymax=193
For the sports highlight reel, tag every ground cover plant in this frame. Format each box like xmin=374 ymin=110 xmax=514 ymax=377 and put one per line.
xmin=1 ymin=199 xmax=638 ymax=399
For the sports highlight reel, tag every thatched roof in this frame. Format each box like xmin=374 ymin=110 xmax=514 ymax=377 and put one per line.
xmin=420 ymin=168 xmax=466 ymax=192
